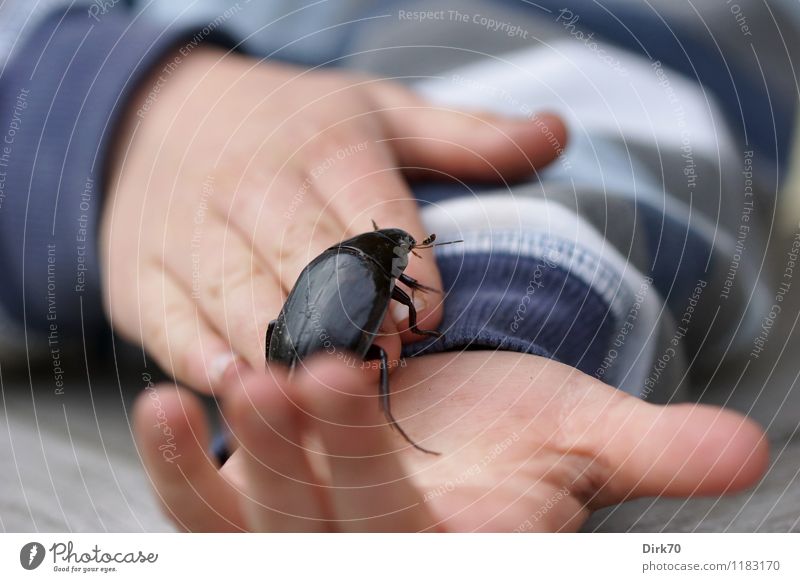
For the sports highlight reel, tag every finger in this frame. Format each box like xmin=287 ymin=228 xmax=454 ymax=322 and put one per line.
xmin=162 ymin=211 xmax=284 ymax=370
xmin=572 ymin=387 xmax=768 ymax=506
xmin=137 ymin=265 xmax=238 ymax=395
xmin=295 ymin=354 xmax=436 ymax=532
xmin=372 ymin=82 xmax=568 ymax=180
xmin=224 ymin=367 xmax=332 ymax=531
xmin=133 ymin=384 xmax=247 ymax=532
xmin=307 ymin=131 xmax=444 ymax=340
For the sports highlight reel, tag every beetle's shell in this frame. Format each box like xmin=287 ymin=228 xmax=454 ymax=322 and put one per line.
xmin=268 ymin=247 xmax=394 ymax=365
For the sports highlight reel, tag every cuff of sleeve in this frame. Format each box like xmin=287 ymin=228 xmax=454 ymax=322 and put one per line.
xmin=0 ymin=7 xmax=233 ymax=335
xmin=401 ymin=231 xmax=618 ymax=379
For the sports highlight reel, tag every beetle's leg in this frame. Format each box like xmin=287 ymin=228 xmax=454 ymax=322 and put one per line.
xmin=398 ymin=272 xmax=440 ymax=294
xmin=391 ymin=286 xmax=442 ymax=338
xmin=365 ymin=344 xmax=439 ymax=455
xmin=371 ymin=219 xmax=380 ymax=231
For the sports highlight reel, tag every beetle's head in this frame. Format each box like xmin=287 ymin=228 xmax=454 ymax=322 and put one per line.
xmin=367 ymin=228 xmax=414 ymax=278
xmin=378 ymin=228 xmax=417 ymax=253
xmin=376 ymin=227 xmax=463 ymax=259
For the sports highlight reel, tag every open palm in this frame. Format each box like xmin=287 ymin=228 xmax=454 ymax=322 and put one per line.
xmin=134 ymin=350 xmax=767 ymax=532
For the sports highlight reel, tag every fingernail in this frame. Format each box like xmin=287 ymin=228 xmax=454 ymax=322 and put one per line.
xmin=390 ymin=300 xmax=408 ymax=325
xmin=210 ymin=352 xmax=242 ymax=386
xmin=391 ymin=293 xmax=427 ymax=325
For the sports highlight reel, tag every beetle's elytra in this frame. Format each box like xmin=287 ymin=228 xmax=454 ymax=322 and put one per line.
xmin=266 ymin=222 xmax=460 ymax=454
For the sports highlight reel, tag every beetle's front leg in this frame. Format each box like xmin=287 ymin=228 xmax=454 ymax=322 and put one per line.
xmin=398 ymin=272 xmax=440 ymax=294
xmin=391 ymin=286 xmax=441 ymax=338
xmin=364 ymin=344 xmax=439 ymax=455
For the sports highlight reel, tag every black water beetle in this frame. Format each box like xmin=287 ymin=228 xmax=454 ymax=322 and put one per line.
xmin=266 ymin=221 xmax=460 ymax=454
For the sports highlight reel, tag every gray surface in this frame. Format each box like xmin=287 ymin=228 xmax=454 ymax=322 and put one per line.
xmin=0 ymin=362 xmax=173 ymax=532
xmin=3 ymin=232 xmax=800 ymax=533
xmin=585 ymin=229 xmax=800 ymax=532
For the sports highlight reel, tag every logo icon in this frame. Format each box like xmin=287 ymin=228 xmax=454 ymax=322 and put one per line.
xmin=20 ymin=542 xmax=45 ymax=570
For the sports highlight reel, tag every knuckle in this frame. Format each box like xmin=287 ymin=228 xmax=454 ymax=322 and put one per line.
xmin=216 ymin=180 xmax=250 ymax=220
xmin=196 ymin=255 xmax=232 ymax=305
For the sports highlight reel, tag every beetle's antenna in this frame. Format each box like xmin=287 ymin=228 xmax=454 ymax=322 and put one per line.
xmin=371 ymin=219 xmax=380 ymax=231
xmin=415 ymin=238 xmax=464 ymax=250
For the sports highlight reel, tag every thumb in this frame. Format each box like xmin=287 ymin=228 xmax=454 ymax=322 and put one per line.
xmin=584 ymin=395 xmax=768 ymax=507
xmin=371 ymin=82 xmax=567 ymax=181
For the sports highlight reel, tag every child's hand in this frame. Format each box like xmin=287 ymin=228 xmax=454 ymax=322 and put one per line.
xmin=133 ymin=351 xmax=767 ymax=532
xmin=100 ymin=45 xmax=566 ymax=394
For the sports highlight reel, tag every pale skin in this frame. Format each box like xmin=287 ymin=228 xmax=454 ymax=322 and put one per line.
xmin=134 ymin=352 xmax=767 ymax=532
xmin=103 ymin=46 xmax=769 ymax=531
